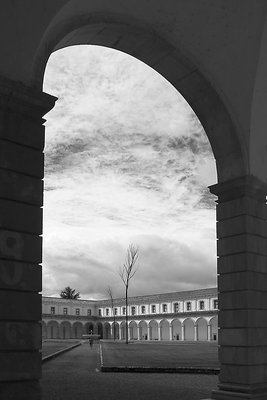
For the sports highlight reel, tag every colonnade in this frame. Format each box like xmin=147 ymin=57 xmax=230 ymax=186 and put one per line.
xmin=42 ymin=316 xmax=218 ymax=341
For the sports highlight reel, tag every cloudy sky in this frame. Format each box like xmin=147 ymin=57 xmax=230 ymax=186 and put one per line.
xmin=43 ymin=45 xmax=217 ymax=300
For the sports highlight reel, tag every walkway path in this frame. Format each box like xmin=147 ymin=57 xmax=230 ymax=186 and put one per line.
xmin=41 ymin=342 xmax=217 ymax=400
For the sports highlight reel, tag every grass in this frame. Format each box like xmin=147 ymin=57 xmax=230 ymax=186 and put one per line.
xmin=101 ymin=341 xmax=219 ymax=369
xmin=42 ymin=339 xmax=81 ymax=358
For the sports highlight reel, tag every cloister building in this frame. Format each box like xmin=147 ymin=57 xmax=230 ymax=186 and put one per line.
xmin=42 ymin=287 xmax=218 ymax=342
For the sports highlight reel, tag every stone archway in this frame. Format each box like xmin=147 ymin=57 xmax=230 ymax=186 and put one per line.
xmin=196 ymin=317 xmax=208 ymax=341
xmin=72 ymin=322 xmax=83 ymax=339
xmin=210 ymin=316 xmax=218 ymax=341
xmin=59 ymin=321 xmax=71 ymax=339
xmin=2 ymin=4 xmax=266 ymax=400
xmin=160 ymin=319 xmax=170 ymax=341
xmin=129 ymin=321 xmax=138 ymax=340
xmin=138 ymin=321 xmax=148 ymax=340
xmin=171 ymin=319 xmax=182 ymax=341
xmin=47 ymin=321 xmax=59 ymax=339
xmin=183 ymin=318 xmax=194 ymax=341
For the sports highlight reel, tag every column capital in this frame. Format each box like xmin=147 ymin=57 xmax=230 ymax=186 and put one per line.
xmin=209 ymin=175 xmax=267 ymax=203
xmin=0 ymin=75 xmax=56 ymax=118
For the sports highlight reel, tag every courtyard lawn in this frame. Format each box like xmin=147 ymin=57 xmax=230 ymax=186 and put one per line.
xmin=42 ymin=339 xmax=81 ymax=359
xmin=100 ymin=341 xmax=219 ymax=369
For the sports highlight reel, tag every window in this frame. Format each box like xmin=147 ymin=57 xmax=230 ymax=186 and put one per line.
xmin=151 ymin=305 xmax=156 ymax=313
xmin=63 ymin=307 xmax=68 ymax=315
xmin=131 ymin=306 xmax=136 ymax=315
xmin=50 ymin=307 xmax=55 ymax=314
xmin=141 ymin=305 xmax=146 ymax=314
xmin=87 ymin=309 xmax=91 ymax=316
xmin=98 ymin=309 xmax=101 ymax=316
xmin=186 ymin=302 xmax=191 ymax=311
xmin=173 ymin=303 xmax=179 ymax=313
xmin=213 ymin=299 xmax=218 ymax=309
xmin=122 ymin=307 xmax=126 ymax=315
xmin=76 ymin=308 xmax=80 ymax=316
xmin=162 ymin=304 xmax=167 ymax=312
xmin=114 ymin=308 xmax=117 ymax=315
xmin=199 ymin=301 xmax=205 ymax=310
xmin=106 ymin=308 xmax=109 ymax=316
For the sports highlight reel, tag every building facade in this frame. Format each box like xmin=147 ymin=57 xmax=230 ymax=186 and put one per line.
xmin=42 ymin=287 xmax=218 ymax=342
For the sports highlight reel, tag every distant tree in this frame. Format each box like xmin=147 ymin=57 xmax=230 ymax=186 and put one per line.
xmin=119 ymin=244 xmax=139 ymax=344
xmin=107 ymin=286 xmax=116 ymax=341
xmin=60 ymin=286 xmax=80 ymax=299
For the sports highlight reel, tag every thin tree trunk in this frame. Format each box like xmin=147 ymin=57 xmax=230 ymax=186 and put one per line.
xmin=125 ymin=285 xmax=128 ymax=344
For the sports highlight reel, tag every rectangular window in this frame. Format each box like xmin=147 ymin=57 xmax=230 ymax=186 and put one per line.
xmin=131 ymin=306 xmax=136 ymax=315
xmin=106 ymin=308 xmax=109 ymax=316
xmin=98 ymin=309 xmax=102 ymax=316
xmin=213 ymin=299 xmax=218 ymax=309
xmin=114 ymin=308 xmax=117 ymax=315
xmin=173 ymin=303 xmax=179 ymax=313
xmin=152 ymin=305 xmax=156 ymax=313
xmin=122 ymin=307 xmax=126 ymax=315
xmin=51 ymin=307 xmax=55 ymax=314
xmin=87 ymin=309 xmax=91 ymax=316
xmin=186 ymin=302 xmax=191 ymax=311
xmin=199 ymin=301 xmax=205 ymax=310
xmin=162 ymin=304 xmax=167 ymax=312
xmin=141 ymin=305 xmax=146 ymax=314
xmin=63 ymin=307 xmax=68 ymax=315
xmin=76 ymin=308 xmax=80 ymax=316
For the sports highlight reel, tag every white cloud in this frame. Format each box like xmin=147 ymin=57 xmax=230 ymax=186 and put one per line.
xmin=42 ymin=45 xmax=217 ymax=300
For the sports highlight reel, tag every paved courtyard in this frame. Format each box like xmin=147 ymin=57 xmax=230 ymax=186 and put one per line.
xmin=41 ymin=341 xmax=218 ymax=400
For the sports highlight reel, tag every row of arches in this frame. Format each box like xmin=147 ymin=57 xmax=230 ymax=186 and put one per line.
xmin=42 ymin=316 xmax=218 ymax=341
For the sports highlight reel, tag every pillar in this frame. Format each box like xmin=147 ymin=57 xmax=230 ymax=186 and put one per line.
xmin=158 ymin=325 xmax=161 ymax=341
xmin=207 ymin=324 xmax=212 ymax=341
xmin=128 ymin=326 xmax=131 ymax=340
xmin=169 ymin=324 xmax=173 ymax=341
xmin=110 ymin=325 xmax=113 ymax=340
xmin=147 ymin=325 xmax=151 ymax=340
xmin=181 ymin=324 xmax=185 ymax=341
xmin=0 ymin=77 xmax=56 ymax=399
xmin=137 ymin=326 xmax=141 ymax=341
xmin=194 ymin=324 xmax=198 ymax=341
xmin=209 ymin=176 xmax=267 ymax=400
xmin=119 ymin=325 xmax=122 ymax=340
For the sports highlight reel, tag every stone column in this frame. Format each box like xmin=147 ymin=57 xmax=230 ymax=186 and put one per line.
xmin=137 ymin=326 xmax=141 ymax=341
xmin=128 ymin=326 xmax=131 ymax=341
xmin=169 ymin=324 xmax=173 ymax=341
xmin=110 ymin=325 xmax=113 ymax=340
xmin=119 ymin=325 xmax=122 ymax=341
xmin=158 ymin=325 xmax=161 ymax=341
xmin=209 ymin=176 xmax=267 ymax=400
xmin=181 ymin=324 xmax=185 ymax=341
xmin=0 ymin=77 xmax=56 ymax=399
xmin=194 ymin=324 xmax=198 ymax=341
xmin=207 ymin=324 xmax=212 ymax=341
xmin=147 ymin=326 xmax=151 ymax=340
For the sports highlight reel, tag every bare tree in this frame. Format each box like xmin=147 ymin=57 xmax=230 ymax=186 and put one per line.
xmin=119 ymin=244 xmax=139 ymax=344
xmin=107 ymin=286 xmax=116 ymax=341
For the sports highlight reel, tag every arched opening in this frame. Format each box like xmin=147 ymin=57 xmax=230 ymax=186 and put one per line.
xmin=210 ymin=316 xmax=218 ymax=341
xmin=138 ymin=321 xmax=148 ymax=341
xmin=160 ymin=319 xmax=170 ymax=341
xmin=149 ymin=320 xmax=158 ymax=340
xmin=72 ymin=322 xmax=83 ymax=339
xmin=103 ymin=323 xmax=111 ymax=340
xmin=47 ymin=321 xmax=59 ymax=339
xmin=120 ymin=322 xmax=126 ymax=340
xmin=184 ymin=318 xmax=194 ymax=341
xmin=196 ymin=318 xmax=208 ymax=341
xmin=59 ymin=321 xmax=71 ymax=339
xmin=112 ymin=322 xmax=120 ymax=340
xmin=171 ymin=319 xmax=182 ymax=341
xmin=36 ymin=10 xmax=249 ymax=400
xmin=96 ymin=322 xmax=103 ymax=339
xmin=84 ymin=322 xmax=94 ymax=335
xmin=129 ymin=321 xmax=138 ymax=340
